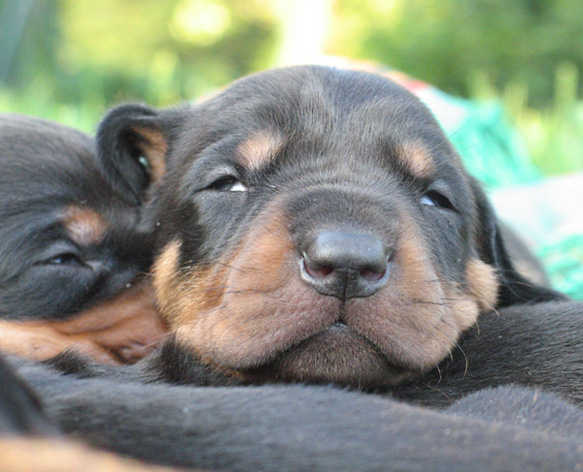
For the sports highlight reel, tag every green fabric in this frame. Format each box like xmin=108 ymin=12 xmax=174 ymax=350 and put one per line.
xmin=429 ymin=96 xmax=582 ymax=300
xmin=448 ymin=102 xmax=540 ymax=189
xmin=538 ymin=235 xmax=583 ymax=300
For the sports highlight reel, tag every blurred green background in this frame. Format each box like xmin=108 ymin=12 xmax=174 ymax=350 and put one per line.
xmin=0 ymin=0 xmax=582 ymax=176
xmin=0 ymin=0 xmax=582 ymax=295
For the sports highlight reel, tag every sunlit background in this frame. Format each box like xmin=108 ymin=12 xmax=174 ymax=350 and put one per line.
xmin=1 ymin=0 xmax=583 ymax=172
xmin=1 ymin=0 xmax=582 ymax=296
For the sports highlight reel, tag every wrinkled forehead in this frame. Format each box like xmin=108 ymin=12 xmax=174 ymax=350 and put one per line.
xmin=179 ymin=66 xmax=463 ymax=179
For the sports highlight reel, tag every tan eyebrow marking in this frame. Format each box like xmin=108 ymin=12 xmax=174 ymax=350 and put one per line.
xmin=62 ymin=206 xmax=108 ymax=246
xmin=397 ymin=143 xmax=436 ymax=178
xmin=235 ymin=131 xmax=285 ymax=169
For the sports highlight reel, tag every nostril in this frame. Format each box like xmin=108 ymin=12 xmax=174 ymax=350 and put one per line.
xmin=302 ymin=257 xmax=334 ymax=279
xmin=360 ymin=267 xmax=386 ymax=282
xmin=359 ymin=253 xmax=392 ymax=282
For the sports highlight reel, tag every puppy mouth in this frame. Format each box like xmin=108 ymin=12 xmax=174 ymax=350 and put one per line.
xmin=240 ymin=322 xmax=411 ymax=388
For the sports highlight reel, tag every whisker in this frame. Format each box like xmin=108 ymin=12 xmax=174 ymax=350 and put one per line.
xmin=408 ymin=300 xmax=448 ymax=307
xmin=212 ymin=261 xmax=255 ymax=273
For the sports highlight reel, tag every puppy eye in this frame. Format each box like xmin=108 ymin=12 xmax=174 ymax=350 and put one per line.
xmin=208 ymin=176 xmax=248 ymax=192
xmin=420 ymin=191 xmax=455 ymax=211
xmin=46 ymin=253 xmax=84 ymax=267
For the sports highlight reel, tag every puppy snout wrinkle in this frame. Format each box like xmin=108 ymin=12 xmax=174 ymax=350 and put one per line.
xmin=300 ymin=230 xmax=390 ymax=300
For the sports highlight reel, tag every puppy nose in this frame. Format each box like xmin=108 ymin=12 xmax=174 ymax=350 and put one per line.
xmin=300 ymin=231 xmax=390 ymax=300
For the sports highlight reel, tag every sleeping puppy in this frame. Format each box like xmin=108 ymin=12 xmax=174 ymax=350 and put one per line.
xmin=95 ymin=65 xmax=563 ymax=387
xmin=0 ymin=115 xmax=167 ymax=364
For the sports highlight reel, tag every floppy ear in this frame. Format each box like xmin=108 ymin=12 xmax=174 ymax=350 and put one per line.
xmin=96 ymin=104 xmax=169 ymax=205
xmin=470 ymin=178 xmax=566 ymax=307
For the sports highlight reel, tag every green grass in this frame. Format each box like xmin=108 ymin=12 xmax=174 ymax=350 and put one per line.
xmin=501 ymin=63 xmax=583 ymax=176
xmin=0 ymin=80 xmax=102 ymax=133
xmin=3 ymin=65 xmax=583 ymax=175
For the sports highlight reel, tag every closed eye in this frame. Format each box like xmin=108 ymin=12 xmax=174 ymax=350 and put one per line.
xmin=420 ymin=191 xmax=455 ymax=211
xmin=45 ymin=253 xmax=85 ymax=267
xmin=207 ymin=176 xmax=248 ymax=192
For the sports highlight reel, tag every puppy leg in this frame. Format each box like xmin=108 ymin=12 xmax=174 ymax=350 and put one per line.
xmin=15 ymin=363 xmax=583 ymax=472
xmin=447 ymin=385 xmax=583 ymax=440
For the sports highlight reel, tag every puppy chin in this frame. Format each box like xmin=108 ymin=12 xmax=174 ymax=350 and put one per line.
xmin=244 ymin=324 xmax=411 ymax=388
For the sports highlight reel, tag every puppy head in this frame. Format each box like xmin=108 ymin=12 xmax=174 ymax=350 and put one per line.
xmin=98 ymin=66 xmax=561 ymax=387
xmin=0 ymin=115 xmax=157 ymax=322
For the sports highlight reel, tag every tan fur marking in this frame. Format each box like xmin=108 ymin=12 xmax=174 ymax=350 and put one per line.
xmin=236 ymin=131 xmax=284 ymax=169
xmin=154 ymin=202 xmax=342 ymax=371
xmin=152 ymin=240 xmax=183 ymax=324
xmin=377 ymin=220 xmax=474 ymax=368
xmin=154 ymin=202 xmax=491 ymax=385
xmin=0 ymin=438 xmax=179 ymax=471
xmin=343 ymin=215 xmax=482 ymax=373
xmin=152 ymin=240 xmax=229 ymax=328
xmin=465 ymin=258 xmax=499 ymax=312
xmin=0 ymin=280 xmax=167 ymax=364
xmin=151 ymin=193 xmax=496 ymax=387
xmin=133 ymin=126 xmax=168 ymax=182
xmin=62 ymin=206 xmax=108 ymax=246
xmin=398 ymin=143 xmax=436 ymax=178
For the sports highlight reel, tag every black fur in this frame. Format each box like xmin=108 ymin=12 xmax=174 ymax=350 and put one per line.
xmin=391 ymin=300 xmax=583 ymax=406
xmin=4 ymin=67 xmax=583 ymax=471
xmin=0 ymin=115 xmax=153 ymax=321
xmin=95 ymin=103 xmax=171 ymax=205
xmin=10 ymin=357 xmax=583 ymax=472
xmin=0 ymin=356 xmax=55 ymax=436
xmin=469 ymin=178 xmax=561 ymax=306
xmin=50 ymin=300 xmax=583 ymax=407
xmin=447 ymin=385 xmax=583 ymax=439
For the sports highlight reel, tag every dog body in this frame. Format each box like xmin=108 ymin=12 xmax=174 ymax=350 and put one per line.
xmin=0 ymin=115 xmax=166 ymax=363
xmin=10 ymin=355 xmax=583 ymax=472
xmin=0 ymin=355 xmax=181 ymax=471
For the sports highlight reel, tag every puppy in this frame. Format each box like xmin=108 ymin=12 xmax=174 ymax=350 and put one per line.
xmin=0 ymin=115 xmax=167 ymax=363
xmin=96 ymin=66 xmax=562 ymax=387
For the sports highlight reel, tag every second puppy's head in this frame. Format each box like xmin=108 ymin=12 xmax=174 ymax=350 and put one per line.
xmin=0 ymin=115 xmax=154 ymax=321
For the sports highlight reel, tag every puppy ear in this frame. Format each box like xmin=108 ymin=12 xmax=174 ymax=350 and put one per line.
xmin=96 ymin=104 xmax=169 ymax=205
xmin=470 ymin=178 xmax=566 ymax=307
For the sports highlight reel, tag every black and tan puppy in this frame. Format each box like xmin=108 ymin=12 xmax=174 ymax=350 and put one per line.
xmin=0 ymin=115 xmax=166 ymax=363
xmin=96 ymin=66 xmax=562 ymax=387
